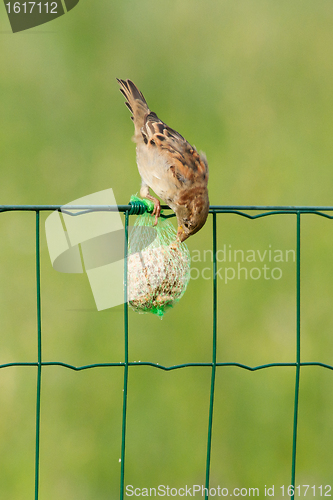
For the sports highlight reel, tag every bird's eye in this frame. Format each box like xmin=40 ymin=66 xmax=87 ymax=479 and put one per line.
xmin=183 ymin=220 xmax=190 ymax=229
xmin=150 ymin=139 xmax=156 ymax=146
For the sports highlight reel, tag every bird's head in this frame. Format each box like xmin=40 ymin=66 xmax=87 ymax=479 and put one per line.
xmin=176 ymin=188 xmax=210 ymax=242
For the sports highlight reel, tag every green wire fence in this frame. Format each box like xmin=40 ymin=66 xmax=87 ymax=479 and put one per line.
xmin=1 ymin=203 xmax=333 ymax=499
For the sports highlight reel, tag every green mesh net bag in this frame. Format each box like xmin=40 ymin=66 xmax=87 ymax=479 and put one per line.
xmin=127 ymin=204 xmax=191 ymax=318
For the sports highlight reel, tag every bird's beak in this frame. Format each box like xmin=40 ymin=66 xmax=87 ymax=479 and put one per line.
xmin=177 ymin=226 xmax=188 ymax=242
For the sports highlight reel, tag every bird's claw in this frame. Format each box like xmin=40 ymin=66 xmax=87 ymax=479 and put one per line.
xmin=152 ymin=200 xmax=161 ymax=226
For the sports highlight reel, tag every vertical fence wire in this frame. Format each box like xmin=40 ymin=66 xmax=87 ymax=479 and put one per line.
xmin=34 ymin=211 xmax=42 ymax=500
xmin=291 ymin=211 xmax=301 ymax=497
xmin=205 ymin=211 xmax=218 ymax=499
xmin=120 ymin=210 xmax=130 ymax=500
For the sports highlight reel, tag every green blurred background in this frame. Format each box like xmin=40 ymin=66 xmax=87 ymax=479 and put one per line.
xmin=1 ymin=0 xmax=333 ymax=498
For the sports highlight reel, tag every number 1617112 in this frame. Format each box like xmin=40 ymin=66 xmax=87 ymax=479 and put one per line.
xmin=5 ymin=2 xmax=58 ymax=14
xmin=281 ymin=485 xmax=331 ymax=496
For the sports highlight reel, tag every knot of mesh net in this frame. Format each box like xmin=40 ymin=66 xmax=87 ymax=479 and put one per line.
xmin=128 ymin=195 xmax=154 ymax=215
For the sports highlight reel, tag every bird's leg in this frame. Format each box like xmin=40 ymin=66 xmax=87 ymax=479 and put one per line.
xmin=140 ymin=184 xmax=161 ymax=225
xmin=145 ymin=194 xmax=161 ymax=225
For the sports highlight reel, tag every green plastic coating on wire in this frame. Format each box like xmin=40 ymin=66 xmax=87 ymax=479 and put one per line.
xmin=34 ymin=211 xmax=42 ymax=500
xmin=291 ymin=212 xmax=301 ymax=500
xmin=205 ymin=211 xmax=217 ymax=499
xmin=120 ymin=210 xmax=129 ymax=500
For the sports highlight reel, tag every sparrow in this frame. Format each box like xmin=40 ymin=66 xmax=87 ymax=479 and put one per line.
xmin=117 ymin=79 xmax=209 ymax=242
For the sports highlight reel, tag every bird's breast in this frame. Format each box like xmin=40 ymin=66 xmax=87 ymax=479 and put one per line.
xmin=136 ymin=145 xmax=177 ymax=204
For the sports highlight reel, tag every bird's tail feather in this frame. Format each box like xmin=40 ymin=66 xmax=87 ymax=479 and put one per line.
xmin=117 ymin=79 xmax=150 ymax=138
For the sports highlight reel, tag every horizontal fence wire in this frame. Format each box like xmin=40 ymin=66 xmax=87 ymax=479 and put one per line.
xmin=1 ymin=204 xmax=333 ymax=500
